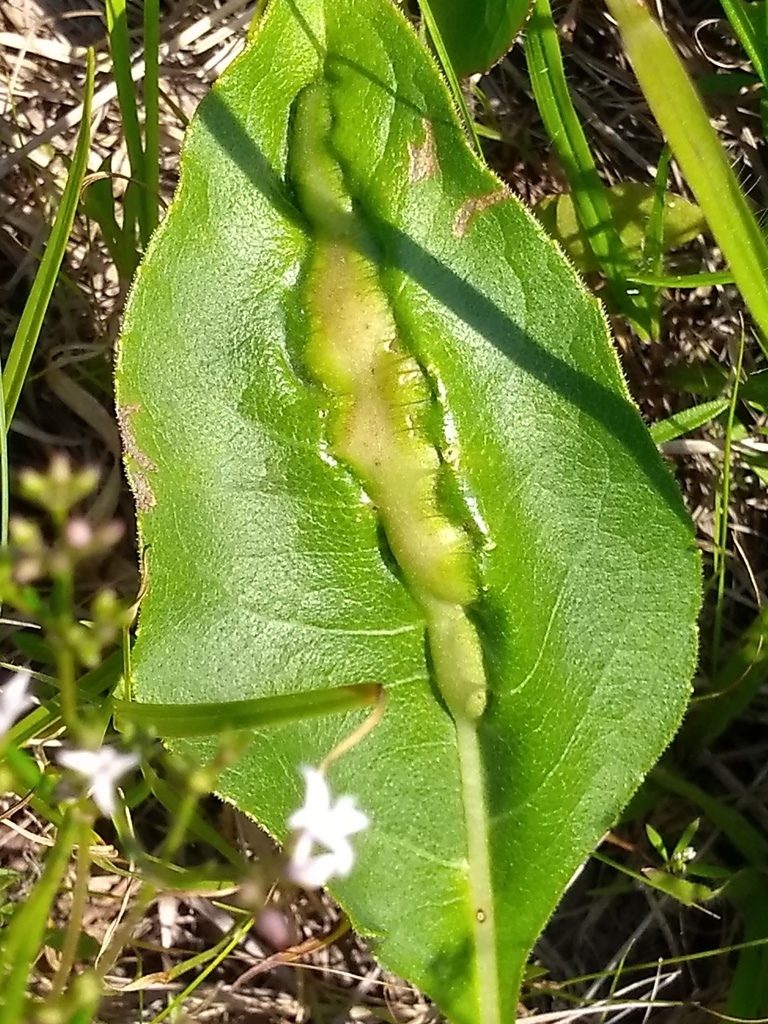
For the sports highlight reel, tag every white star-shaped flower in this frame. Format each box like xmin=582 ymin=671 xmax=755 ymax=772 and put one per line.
xmin=286 ymin=765 xmax=369 ymax=889
xmin=57 ymin=744 xmax=140 ymax=817
xmin=0 ymin=670 xmax=35 ymax=738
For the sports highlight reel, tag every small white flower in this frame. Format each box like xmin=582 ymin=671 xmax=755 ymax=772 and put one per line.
xmin=0 ymin=671 xmax=35 ymax=738
xmin=57 ymin=744 xmax=140 ymax=817
xmin=286 ymin=765 xmax=368 ymax=889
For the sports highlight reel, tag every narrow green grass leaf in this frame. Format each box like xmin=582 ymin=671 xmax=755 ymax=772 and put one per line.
xmin=654 ymin=765 xmax=768 ymax=867
xmin=627 ymin=270 xmax=735 ymax=288
xmin=419 ymin=0 xmax=483 ymax=156
xmin=0 ymin=343 xmax=8 ymax=549
xmin=605 ymin=0 xmax=768 ymax=356
xmin=81 ymin=167 xmax=140 ymax=279
xmin=649 ymin=399 xmax=729 ymax=445
xmin=727 ymin=873 xmax=768 ymax=1018
xmin=105 ymin=0 xmax=149 ymax=243
xmin=143 ymin=0 xmax=161 ymax=237
xmin=641 ymin=147 xmax=672 ymax=339
xmin=524 ymin=0 xmax=649 ymax=334
xmin=151 ymin=918 xmax=254 ymax=1024
xmin=112 ymin=683 xmax=381 ymax=737
xmin=6 ymin=649 xmax=121 ymax=748
xmin=141 ymin=762 xmax=242 ymax=866
xmin=712 ymin=334 xmax=745 ymax=669
xmin=721 ymin=0 xmax=768 ymax=89
xmin=3 ymin=52 xmax=94 ymax=428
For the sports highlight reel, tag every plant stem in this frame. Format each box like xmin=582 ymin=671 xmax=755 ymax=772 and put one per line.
xmin=455 ymin=715 xmax=500 ymax=1024
xmin=51 ymin=808 xmax=94 ymax=996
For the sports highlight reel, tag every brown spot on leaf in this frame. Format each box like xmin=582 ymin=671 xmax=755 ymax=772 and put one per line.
xmin=131 ymin=471 xmax=156 ymax=513
xmin=408 ymin=119 xmax=439 ymax=183
xmin=117 ymin=404 xmax=156 ymax=512
xmin=452 ymin=190 xmax=509 ymax=238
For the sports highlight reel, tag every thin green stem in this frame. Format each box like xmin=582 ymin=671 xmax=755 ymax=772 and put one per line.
xmin=455 ymin=716 xmax=500 ymax=1024
xmin=159 ymin=787 xmax=200 ymax=860
xmin=151 ymin=916 xmax=254 ymax=1024
xmin=55 ymin=641 xmax=78 ymax=738
xmin=51 ymin=809 xmax=95 ymax=996
xmin=712 ymin=330 xmax=745 ymax=670
xmin=3 ymin=52 xmax=94 ymax=427
xmin=525 ymin=0 xmax=645 ymax=332
xmin=95 ymin=877 xmax=156 ymax=981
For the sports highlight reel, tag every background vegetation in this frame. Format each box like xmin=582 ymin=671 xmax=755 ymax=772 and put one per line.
xmin=0 ymin=0 xmax=767 ymax=1020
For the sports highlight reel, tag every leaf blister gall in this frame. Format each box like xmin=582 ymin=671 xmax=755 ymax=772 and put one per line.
xmin=289 ymin=81 xmax=488 ymax=722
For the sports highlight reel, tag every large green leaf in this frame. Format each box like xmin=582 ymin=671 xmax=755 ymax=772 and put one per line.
xmin=115 ymin=0 xmax=700 ymax=1020
xmin=426 ymin=0 xmax=532 ymax=76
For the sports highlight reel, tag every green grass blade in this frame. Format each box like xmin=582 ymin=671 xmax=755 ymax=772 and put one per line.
xmin=727 ymin=876 xmax=768 ymax=1019
xmin=720 ymin=0 xmax=768 ymax=90
xmin=105 ymin=0 xmax=149 ymax=243
xmin=605 ymin=0 xmax=768 ymax=357
xmin=627 ymin=270 xmax=735 ymax=288
xmin=419 ymin=0 xmax=483 ymax=157
xmin=141 ymin=761 xmax=242 ymax=865
xmin=525 ymin=0 xmax=646 ymax=332
xmin=143 ymin=0 xmax=161 ymax=236
xmin=712 ymin=332 xmax=745 ymax=670
xmin=112 ymin=682 xmax=381 ymax=737
xmin=3 ymin=51 xmax=94 ymax=429
xmin=0 ymin=347 xmax=8 ymax=549
xmin=641 ymin=146 xmax=671 ymax=340
xmin=649 ymin=398 xmax=729 ymax=445
xmin=4 ymin=650 xmax=121 ymax=747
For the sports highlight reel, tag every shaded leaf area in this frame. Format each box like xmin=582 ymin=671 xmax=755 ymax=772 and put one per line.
xmin=115 ymin=0 xmax=701 ymax=1020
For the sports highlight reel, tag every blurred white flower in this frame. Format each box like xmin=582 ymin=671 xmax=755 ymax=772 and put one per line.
xmin=0 ymin=670 xmax=35 ymax=738
xmin=286 ymin=765 xmax=368 ymax=889
xmin=57 ymin=744 xmax=140 ymax=817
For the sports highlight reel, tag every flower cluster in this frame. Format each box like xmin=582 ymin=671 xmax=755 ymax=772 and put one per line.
xmin=57 ymin=745 xmax=140 ymax=817
xmin=2 ymin=671 xmax=369 ymax=886
xmin=286 ymin=765 xmax=369 ymax=888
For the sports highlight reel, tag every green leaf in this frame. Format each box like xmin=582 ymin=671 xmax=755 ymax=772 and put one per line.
xmin=649 ymin=398 xmax=729 ymax=445
xmin=641 ymin=868 xmax=717 ymax=908
xmin=534 ymin=182 xmax=706 ymax=276
xmin=721 ymin=0 xmax=768 ymax=91
xmin=425 ymin=0 xmax=533 ymax=76
xmin=3 ymin=50 xmax=94 ymax=430
xmin=115 ymin=0 xmax=700 ymax=1019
